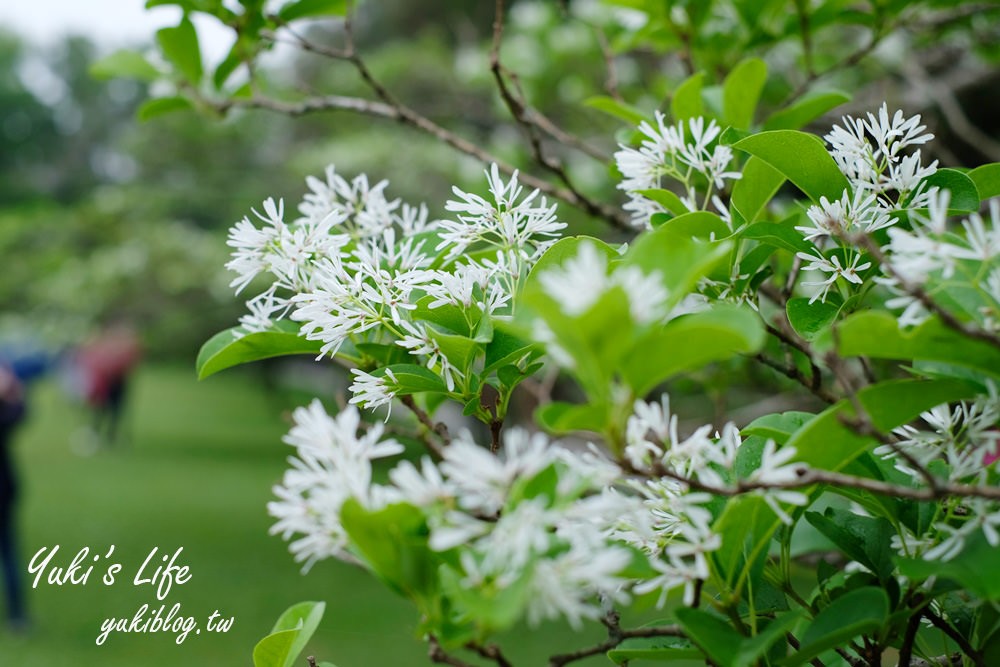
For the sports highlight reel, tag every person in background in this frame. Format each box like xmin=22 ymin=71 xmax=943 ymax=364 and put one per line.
xmin=0 ymin=365 xmax=26 ymax=631
xmin=75 ymin=323 xmax=141 ymax=448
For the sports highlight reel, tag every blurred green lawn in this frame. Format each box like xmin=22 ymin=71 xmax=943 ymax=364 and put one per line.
xmin=0 ymin=364 xmax=624 ymax=666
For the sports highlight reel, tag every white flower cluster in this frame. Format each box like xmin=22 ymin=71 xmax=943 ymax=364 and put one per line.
xmin=876 ymin=392 xmax=1000 ymax=561
xmin=269 ymin=396 xmax=762 ymax=627
xmin=881 ymin=194 xmax=1000 ymax=328
xmin=225 ymin=164 xmax=564 ymax=409
xmin=794 ymin=104 xmax=937 ymax=304
xmin=615 ymin=113 xmax=741 ymax=229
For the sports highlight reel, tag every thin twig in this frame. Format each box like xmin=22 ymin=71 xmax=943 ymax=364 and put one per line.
xmin=429 ymin=636 xmax=477 ymax=667
xmin=401 ymin=395 xmax=450 ymax=458
xmin=625 ymin=458 xmax=1000 ymax=502
xmin=785 ymin=633 xmax=826 ymax=667
xmin=849 ymin=232 xmax=1000 ymax=350
xmin=548 ymin=625 xmax=685 ymax=667
xmin=924 ymin=609 xmax=985 ymax=667
xmin=754 ymin=353 xmax=837 ymax=404
xmin=465 ymin=642 xmax=514 ymax=667
xmin=489 ymin=0 xmax=614 ymax=209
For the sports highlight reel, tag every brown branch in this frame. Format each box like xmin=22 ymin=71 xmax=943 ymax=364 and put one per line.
xmin=754 ymin=353 xmax=838 ymax=404
xmin=489 ymin=0 xmax=619 ymax=216
xmin=548 ymin=625 xmax=685 ymax=667
xmin=898 ymin=610 xmax=923 ymax=667
xmin=465 ymin=642 xmax=514 ymax=667
xmin=848 ymin=232 xmax=1000 ymax=350
xmin=489 ymin=419 xmax=503 ymax=455
xmin=212 ymin=91 xmax=628 ymax=229
xmin=306 ymin=657 xmax=317 ymax=667
xmin=785 ymin=633 xmax=826 ymax=667
xmin=625 ymin=457 xmax=1000 ymax=502
xmin=401 ymin=395 xmax=450 ymax=459
xmin=429 ymin=636 xmax=477 ymax=667
xmin=924 ymin=609 xmax=984 ymax=666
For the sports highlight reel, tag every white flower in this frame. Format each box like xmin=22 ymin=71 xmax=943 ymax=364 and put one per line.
xmin=388 ymin=457 xmax=454 ymax=507
xmin=348 ymin=368 xmax=398 ymax=415
xmin=796 ymin=250 xmax=871 ymax=304
xmin=537 ymin=241 xmax=609 ymax=315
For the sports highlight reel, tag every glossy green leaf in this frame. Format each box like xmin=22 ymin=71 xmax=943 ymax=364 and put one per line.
xmin=585 ymin=95 xmax=649 ymax=125
xmin=636 ymin=188 xmax=689 ymax=216
xmin=253 ymin=629 xmax=300 ymax=667
xmin=763 ymin=91 xmax=851 ymax=130
xmin=739 ymin=218 xmax=813 ymax=253
xmin=819 ymin=311 xmax=1000 ymax=378
xmin=620 ymin=304 xmax=765 ymax=395
xmin=156 ymin=18 xmax=203 ymax=83
xmin=780 ymin=588 xmax=888 ymax=665
xmin=138 ymin=96 xmax=194 ymax=121
xmin=380 ymin=364 xmax=448 ymax=395
xmin=675 ymin=608 xmax=743 ymax=666
xmin=917 ymin=168 xmax=980 ymax=213
xmin=731 ymin=156 xmax=785 ymax=225
xmin=484 ymin=328 xmax=539 ymax=374
xmin=650 ymin=210 xmax=731 ymax=239
xmin=90 ymin=50 xmax=160 ymax=82
xmin=607 ymin=634 xmax=702 ymax=664
xmin=734 ymin=130 xmax=850 ymax=203
xmin=623 ymin=227 xmax=731 ymax=309
xmin=671 ymin=71 xmax=705 ymax=122
xmin=786 ymin=378 xmax=979 ymax=471
xmin=723 ymin=58 xmax=767 ymax=130
xmin=268 ymin=602 xmax=326 ymax=667
xmin=526 ymin=236 xmax=619 ymax=282
xmin=741 ymin=411 xmax=815 ymax=445
xmin=805 ymin=509 xmax=894 ymax=580
xmin=786 ymin=295 xmax=842 ymax=341
xmin=535 ymin=401 xmax=608 ymax=435
xmin=196 ymin=323 xmax=323 ymax=380
xmin=340 ymin=500 xmax=439 ymax=602
xmin=969 ymin=162 xmax=1000 ymax=200
xmin=897 ymin=533 xmax=1000 ymax=600
xmin=712 ymin=495 xmax=774 ymax=589
xmin=278 ymin=0 xmax=347 ymax=21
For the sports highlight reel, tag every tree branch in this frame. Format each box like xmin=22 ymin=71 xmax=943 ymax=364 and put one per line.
xmin=547 ymin=625 xmax=685 ymax=667
xmin=401 ymin=394 xmax=450 ymax=458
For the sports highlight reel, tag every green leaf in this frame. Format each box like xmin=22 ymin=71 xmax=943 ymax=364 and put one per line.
xmin=90 ymin=50 xmax=160 ymax=82
xmin=786 ymin=378 xmax=979 ymax=472
xmin=271 ymin=602 xmax=326 ymax=667
xmin=196 ymin=323 xmax=323 ymax=380
xmin=969 ymin=162 xmax=1000 ymax=200
xmin=805 ymin=509 xmax=894 ymax=581
xmin=380 ymin=364 xmax=448 ymax=395
xmin=253 ymin=601 xmax=325 ymax=667
xmin=731 ymin=156 xmax=786 ymax=226
xmin=213 ymin=47 xmax=244 ymax=89
xmin=819 ymin=311 xmax=1000 ymax=378
xmin=607 ymin=634 xmax=702 ymax=664
xmin=526 ymin=236 xmax=619 ymax=282
xmin=620 ymin=304 xmax=765 ymax=395
xmin=763 ymin=91 xmax=851 ymax=131
xmin=712 ymin=495 xmax=775 ymax=589
xmin=739 ymin=218 xmax=813 ymax=253
xmin=535 ymin=401 xmax=608 ymax=435
xmin=340 ymin=500 xmax=440 ymax=603
xmin=786 ymin=295 xmax=843 ymax=341
xmin=636 ymin=188 xmax=689 ymax=216
xmin=411 ymin=296 xmax=471 ymax=336
xmin=917 ymin=168 xmax=980 ymax=213
xmin=585 ymin=95 xmax=648 ymax=125
xmin=741 ymin=411 xmax=815 ymax=445
xmin=649 ymin=210 xmax=731 ymax=239
xmin=897 ymin=533 xmax=1000 ymax=600
xmin=156 ymin=17 xmax=203 ymax=83
xmin=253 ymin=630 xmax=300 ymax=667
xmin=723 ymin=58 xmax=767 ymax=130
xmin=734 ymin=130 xmax=850 ymax=203
xmin=137 ymin=96 xmax=194 ymax=121
xmin=278 ymin=0 xmax=347 ymax=21
xmin=675 ymin=608 xmax=743 ymax=666
xmin=671 ymin=71 xmax=705 ymax=122
xmin=780 ymin=588 xmax=888 ymax=665
xmin=483 ymin=328 xmax=538 ymax=374
xmin=622 ymin=227 xmax=732 ymax=309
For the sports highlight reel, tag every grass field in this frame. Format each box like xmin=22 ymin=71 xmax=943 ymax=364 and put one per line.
xmin=0 ymin=363 xmax=628 ymax=666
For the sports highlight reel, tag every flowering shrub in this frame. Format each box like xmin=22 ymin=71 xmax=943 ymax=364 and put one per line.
xmin=195 ymin=58 xmax=1000 ymax=664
